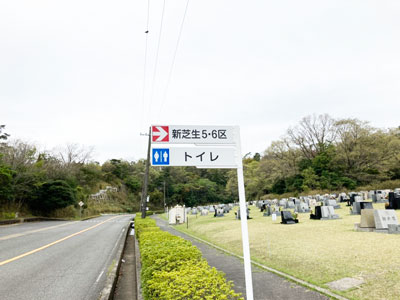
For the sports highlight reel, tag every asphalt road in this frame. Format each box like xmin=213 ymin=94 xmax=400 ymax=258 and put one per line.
xmin=0 ymin=214 xmax=133 ymax=300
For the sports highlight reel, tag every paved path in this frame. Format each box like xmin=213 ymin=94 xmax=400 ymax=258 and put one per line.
xmin=154 ymin=216 xmax=330 ymax=300
xmin=0 ymin=215 xmax=132 ymax=300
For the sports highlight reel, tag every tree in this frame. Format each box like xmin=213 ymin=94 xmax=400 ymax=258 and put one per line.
xmin=0 ymin=125 xmax=9 ymax=141
xmin=287 ymin=114 xmax=337 ymax=159
xmin=30 ymin=180 xmax=76 ymax=215
xmin=0 ymin=162 xmax=13 ymax=204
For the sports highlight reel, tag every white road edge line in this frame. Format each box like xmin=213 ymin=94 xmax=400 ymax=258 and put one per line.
xmin=96 ymin=270 xmax=105 ymax=283
xmin=95 ymin=227 xmax=125 ymax=287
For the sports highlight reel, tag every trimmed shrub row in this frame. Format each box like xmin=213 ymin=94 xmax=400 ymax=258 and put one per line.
xmin=136 ymin=218 xmax=243 ymax=300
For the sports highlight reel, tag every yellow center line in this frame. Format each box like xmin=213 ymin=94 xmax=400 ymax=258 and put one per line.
xmin=0 ymin=221 xmax=79 ymax=241
xmin=0 ymin=215 xmax=121 ymax=267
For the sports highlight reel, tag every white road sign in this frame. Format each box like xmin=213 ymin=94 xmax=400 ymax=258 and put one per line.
xmin=151 ymin=125 xmax=235 ymax=144
xmin=148 ymin=125 xmax=254 ymax=299
xmin=78 ymin=201 xmax=84 ymax=207
xmin=151 ymin=146 xmax=237 ymax=168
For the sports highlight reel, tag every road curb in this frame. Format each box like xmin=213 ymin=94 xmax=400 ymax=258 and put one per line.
xmin=0 ymin=217 xmax=69 ymax=226
xmin=135 ymin=236 xmax=143 ymax=300
xmin=81 ymin=214 xmax=101 ymax=221
xmin=99 ymin=221 xmax=131 ymax=300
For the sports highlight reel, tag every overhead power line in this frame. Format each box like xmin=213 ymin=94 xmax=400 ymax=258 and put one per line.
xmin=157 ymin=0 xmax=191 ymax=121
xmin=148 ymin=0 xmax=166 ymax=123
xmin=140 ymin=0 xmax=151 ymax=131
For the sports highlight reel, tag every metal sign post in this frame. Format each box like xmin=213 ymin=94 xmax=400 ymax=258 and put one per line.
xmin=234 ymin=126 xmax=254 ymax=300
xmin=78 ymin=201 xmax=84 ymax=219
xmin=150 ymin=124 xmax=254 ymax=300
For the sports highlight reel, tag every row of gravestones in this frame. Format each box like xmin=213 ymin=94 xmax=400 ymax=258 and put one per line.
xmin=274 ymin=205 xmax=342 ymax=225
xmin=310 ymin=206 xmax=340 ymax=220
xmin=258 ymin=198 xmax=329 ymax=210
xmin=186 ymin=203 xmax=236 ymax=217
xmin=256 ymin=188 xmax=399 ymax=211
xmin=350 ymin=192 xmax=400 ymax=215
xmin=356 ymin=209 xmax=400 ymax=234
xmin=173 ymin=189 xmax=400 ymax=223
xmin=279 ymin=206 xmax=340 ymax=224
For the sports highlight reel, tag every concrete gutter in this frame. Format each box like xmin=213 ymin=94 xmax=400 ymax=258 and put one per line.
xmin=135 ymin=237 xmax=143 ymax=300
xmin=99 ymin=221 xmax=131 ymax=300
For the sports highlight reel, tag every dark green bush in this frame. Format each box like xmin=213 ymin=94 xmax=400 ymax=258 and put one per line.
xmin=30 ymin=180 xmax=76 ymax=215
xmin=135 ymin=218 xmax=243 ymax=300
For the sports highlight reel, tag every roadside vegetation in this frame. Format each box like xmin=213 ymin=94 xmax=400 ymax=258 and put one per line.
xmin=1 ymin=114 xmax=399 ymax=219
xmin=0 ymin=125 xmax=145 ymax=219
xmin=135 ymin=217 xmax=243 ymax=300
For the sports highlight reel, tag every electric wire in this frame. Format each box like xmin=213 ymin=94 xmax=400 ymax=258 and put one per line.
xmin=156 ymin=0 xmax=190 ymax=121
xmin=148 ymin=0 xmax=166 ymax=125
xmin=140 ymin=0 xmax=151 ymax=132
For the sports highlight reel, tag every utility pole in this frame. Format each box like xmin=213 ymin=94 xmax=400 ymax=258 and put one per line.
xmin=141 ymin=126 xmax=151 ymax=218
xmin=163 ymin=181 xmax=166 ymax=212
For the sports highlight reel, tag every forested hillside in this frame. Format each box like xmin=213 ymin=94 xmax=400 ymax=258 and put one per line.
xmin=1 ymin=114 xmax=399 ymax=218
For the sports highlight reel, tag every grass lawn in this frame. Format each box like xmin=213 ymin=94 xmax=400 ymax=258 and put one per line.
xmin=168 ymin=203 xmax=400 ymax=300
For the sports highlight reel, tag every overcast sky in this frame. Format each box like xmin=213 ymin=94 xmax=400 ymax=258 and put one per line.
xmin=1 ymin=1 xmax=399 ymax=163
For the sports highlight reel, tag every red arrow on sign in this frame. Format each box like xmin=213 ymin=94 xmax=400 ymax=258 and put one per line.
xmin=152 ymin=126 xmax=169 ymax=142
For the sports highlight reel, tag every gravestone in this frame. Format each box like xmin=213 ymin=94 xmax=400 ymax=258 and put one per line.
xmin=368 ymin=191 xmax=375 ymax=200
xmin=327 ymin=206 xmax=340 ymax=219
xmin=371 ymin=194 xmax=377 ymax=202
xmin=201 ymin=209 xmax=209 ymax=216
xmin=310 ymin=206 xmax=322 ymax=220
xmin=263 ymin=205 xmax=271 ymax=217
xmin=223 ymin=205 xmax=230 ymax=213
xmin=351 ymin=202 xmax=361 ymax=215
xmin=387 ymin=224 xmax=400 ymax=234
xmin=280 ymin=211 xmax=298 ymax=224
xmin=321 ymin=206 xmax=330 ymax=218
xmin=209 ymin=206 xmax=215 ymax=213
xmin=387 ymin=192 xmax=400 ymax=210
xmin=360 ymin=209 xmax=375 ymax=228
xmin=308 ymin=199 xmax=317 ymax=207
xmin=299 ymin=202 xmax=310 ymax=213
xmin=339 ymin=193 xmax=348 ymax=202
xmin=191 ymin=208 xmax=198 ymax=215
xmin=326 ymin=199 xmax=340 ymax=209
xmin=287 ymin=201 xmax=295 ymax=209
xmin=374 ymin=210 xmax=399 ymax=229
xmin=236 ymin=207 xmax=250 ymax=220
xmin=320 ymin=206 xmax=339 ymax=220
xmin=351 ymin=201 xmax=371 ymax=215
xmin=347 ymin=194 xmax=356 ymax=206
xmin=216 ymin=208 xmax=224 ymax=217
xmin=360 ymin=202 xmax=373 ymax=210
xmin=376 ymin=193 xmax=384 ymax=202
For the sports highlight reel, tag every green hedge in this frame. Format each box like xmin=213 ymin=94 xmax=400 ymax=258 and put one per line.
xmin=136 ymin=218 xmax=243 ymax=300
xmin=145 ymin=209 xmax=165 ymax=216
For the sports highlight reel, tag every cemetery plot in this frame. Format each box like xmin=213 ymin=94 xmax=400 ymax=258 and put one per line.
xmin=170 ymin=202 xmax=400 ymax=300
